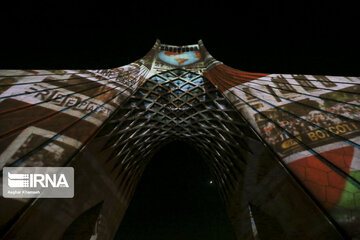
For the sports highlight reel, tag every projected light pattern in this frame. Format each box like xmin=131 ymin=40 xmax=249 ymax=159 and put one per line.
xmin=204 ymin=64 xmax=360 ymax=238
xmin=0 ymin=40 xmax=359 ymax=240
xmin=157 ymin=51 xmax=201 ymax=66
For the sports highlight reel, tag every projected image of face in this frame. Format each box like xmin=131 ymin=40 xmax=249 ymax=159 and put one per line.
xmin=157 ymin=51 xmax=201 ymax=66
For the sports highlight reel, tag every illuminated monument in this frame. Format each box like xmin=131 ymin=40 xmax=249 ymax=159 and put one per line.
xmin=0 ymin=40 xmax=359 ymax=239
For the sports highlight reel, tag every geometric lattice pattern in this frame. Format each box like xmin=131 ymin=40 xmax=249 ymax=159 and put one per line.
xmin=0 ymin=40 xmax=359 ymax=240
xmin=93 ymin=69 xmax=260 ymax=201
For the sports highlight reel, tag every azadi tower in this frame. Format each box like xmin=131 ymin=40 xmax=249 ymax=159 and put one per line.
xmin=0 ymin=40 xmax=359 ymax=239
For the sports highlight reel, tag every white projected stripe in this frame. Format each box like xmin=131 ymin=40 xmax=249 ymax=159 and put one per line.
xmin=0 ymin=126 xmax=82 ymax=169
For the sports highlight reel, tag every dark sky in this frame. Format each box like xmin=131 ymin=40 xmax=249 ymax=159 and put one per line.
xmin=0 ymin=1 xmax=359 ymax=75
xmin=114 ymin=141 xmax=236 ymax=240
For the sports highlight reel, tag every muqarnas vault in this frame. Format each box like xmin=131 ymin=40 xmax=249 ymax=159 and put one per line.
xmin=0 ymin=40 xmax=359 ymax=239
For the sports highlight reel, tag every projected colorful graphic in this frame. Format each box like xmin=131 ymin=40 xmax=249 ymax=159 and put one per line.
xmin=157 ymin=51 xmax=201 ymax=66
xmin=0 ymin=40 xmax=359 ymax=239
xmin=204 ymin=64 xmax=360 ymax=238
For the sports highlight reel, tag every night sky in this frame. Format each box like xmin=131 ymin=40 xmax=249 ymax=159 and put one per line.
xmin=0 ymin=1 xmax=359 ymax=239
xmin=0 ymin=1 xmax=359 ymax=76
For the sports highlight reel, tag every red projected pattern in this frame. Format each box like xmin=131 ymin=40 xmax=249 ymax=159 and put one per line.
xmin=205 ymin=63 xmax=360 ymax=237
xmin=289 ymin=146 xmax=353 ymax=210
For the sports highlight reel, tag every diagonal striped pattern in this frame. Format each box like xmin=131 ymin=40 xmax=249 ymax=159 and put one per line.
xmin=0 ymin=65 xmax=149 ymax=169
xmin=205 ymin=63 xmax=360 ymax=238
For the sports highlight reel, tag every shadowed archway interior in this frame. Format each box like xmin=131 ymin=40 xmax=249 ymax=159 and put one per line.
xmin=114 ymin=141 xmax=236 ymax=240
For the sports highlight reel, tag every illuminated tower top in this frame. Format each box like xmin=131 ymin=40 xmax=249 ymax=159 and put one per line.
xmin=141 ymin=40 xmax=221 ymax=76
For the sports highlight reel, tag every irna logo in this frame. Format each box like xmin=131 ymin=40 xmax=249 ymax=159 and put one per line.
xmin=3 ymin=167 xmax=74 ymax=198
xmin=8 ymin=172 xmax=69 ymax=188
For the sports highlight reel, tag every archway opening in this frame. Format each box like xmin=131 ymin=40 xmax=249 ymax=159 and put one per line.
xmin=114 ymin=140 xmax=236 ymax=240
